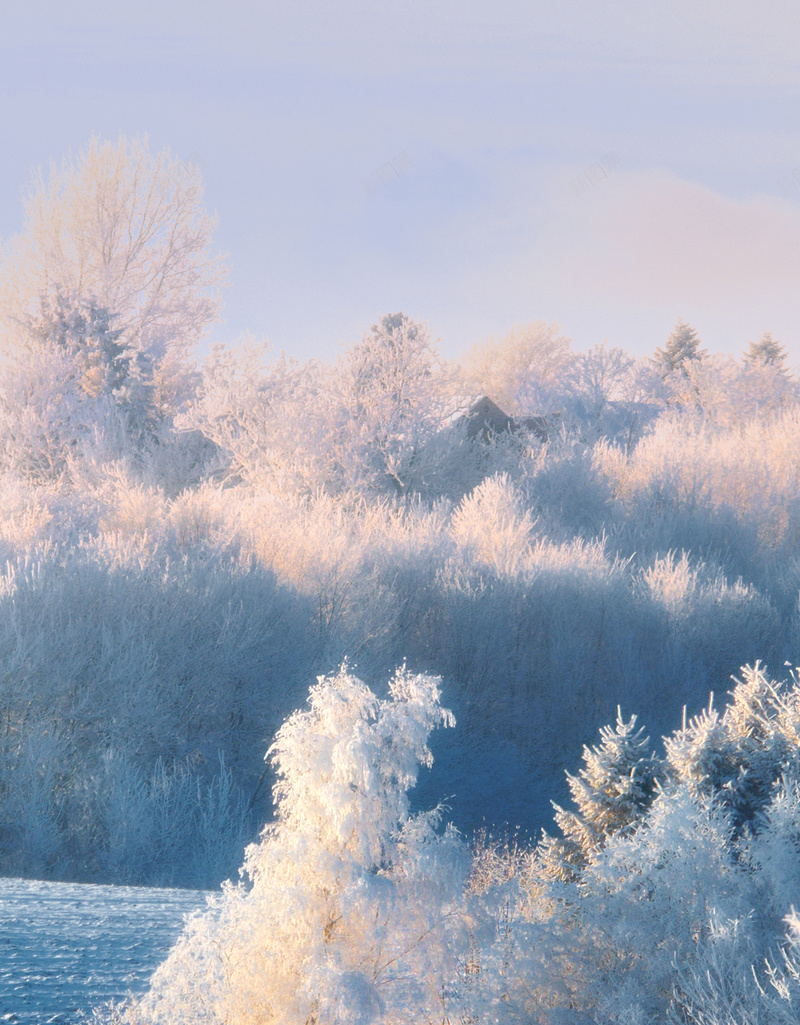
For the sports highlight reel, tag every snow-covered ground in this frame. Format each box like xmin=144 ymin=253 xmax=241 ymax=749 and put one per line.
xmin=0 ymin=877 xmax=208 ymax=1023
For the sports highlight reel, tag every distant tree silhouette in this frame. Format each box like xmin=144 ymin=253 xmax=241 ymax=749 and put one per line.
xmin=743 ymin=331 xmax=788 ymax=370
xmin=652 ymin=319 xmax=707 ymax=379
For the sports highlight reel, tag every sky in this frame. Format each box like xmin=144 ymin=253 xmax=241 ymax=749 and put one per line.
xmin=1 ymin=1 xmax=800 ymax=365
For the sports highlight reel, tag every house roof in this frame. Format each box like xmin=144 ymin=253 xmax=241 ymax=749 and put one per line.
xmin=461 ymin=395 xmax=551 ymax=441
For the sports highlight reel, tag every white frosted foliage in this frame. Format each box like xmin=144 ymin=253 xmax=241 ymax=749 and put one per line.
xmin=132 ymin=666 xmax=468 ymax=1025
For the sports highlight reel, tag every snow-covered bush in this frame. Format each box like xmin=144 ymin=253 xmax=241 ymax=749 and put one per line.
xmin=668 ymin=909 xmax=800 ymax=1025
xmin=522 ymin=664 xmax=800 ymax=1023
xmin=450 ymin=472 xmax=537 ymax=574
xmin=0 ymin=535 xmax=315 ymax=884
xmin=0 ymin=723 xmax=69 ymax=878
xmin=580 ymin=785 xmax=755 ymax=1021
xmin=96 ymin=750 xmax=251 ymax=888
xmin=637 ymin=551 xmax=781 ymax=701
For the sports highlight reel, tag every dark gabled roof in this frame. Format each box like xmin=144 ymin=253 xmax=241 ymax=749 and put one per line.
xmin=463 ymin=396 xmax=513 ymax=438
xmin=461 ymin=396 xmax=552 ymax=442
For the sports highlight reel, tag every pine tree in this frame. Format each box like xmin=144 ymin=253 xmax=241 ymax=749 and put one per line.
xmin=652 ymin=320 xmax=706 ymax=379
xmin=743 ymin=332 xmax=788 ymax=370
xmin=664 ymin=665 xmax=800 ymax=830
xmin=539 ymin=710 xmax=659 ymax=881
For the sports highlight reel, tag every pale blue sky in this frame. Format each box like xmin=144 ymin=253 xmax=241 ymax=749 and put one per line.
xmin=2 ymin=1 xmax=800 ymax=363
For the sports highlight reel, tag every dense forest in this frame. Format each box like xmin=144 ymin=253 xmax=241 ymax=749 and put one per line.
xmin=2 ymin=137 xmax=800 ymax=1022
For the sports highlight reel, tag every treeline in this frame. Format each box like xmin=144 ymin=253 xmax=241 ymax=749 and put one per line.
xmin=0 ymin=136 xmax=798 ymax=886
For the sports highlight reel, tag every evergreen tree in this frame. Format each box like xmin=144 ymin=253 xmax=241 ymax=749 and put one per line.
xmin=0 ymin=289 xmax=164 ymax=483
xmin=664 ymin=664 xmax=800 ymax=831
xmin=743 ymin=331 xmax=788 ymax=370
xmin=539 ymin=710 xmax=659 ymax=881
xmin=652 ymin=320 xmax=707 ymax=379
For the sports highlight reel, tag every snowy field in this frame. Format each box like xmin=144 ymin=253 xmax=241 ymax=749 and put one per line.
xmin=0 ymin=877 xmax=208 ymax=1023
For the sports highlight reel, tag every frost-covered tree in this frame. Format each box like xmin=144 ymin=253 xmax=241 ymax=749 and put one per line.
xmin=672 ymin=348 xmax=798 ymax=427
xmin=575 ymin=342 xmax=635 ymax=421
xmin=31 ymin=291 xmax=131 ymax=397
xmin=0 ymin=289 xmax=185 ymax=485
xmin=737 ymin=332 xmax=797 ymax=421
xmin=462 ymin=321 xmax=575 ymax=416
xmin=582 ymin=785 xmax=752 ymax=1020
xmin=333 ymin=312 xmax=455 ymax=494
xmin=32 ymin=289 xmax=160 ymax=434
xmin=649 ymin=319 xmax=710 ymax=413
xmin=538 ymin=710 xmax=659 ymax=881
xmin=131 ymin=667 xmax=468 ymax=1025
xmin=180 ymin=339 xmax=329 ymax=491
xmin=664 ymin=664 xmax=800 ymax=830
xmin=0 ymin=136 xmax=225 ymax=416
xmin=185 ymin=314 xmax=454 ymax=496
xmin=747 ymin=771 xmax=800 ymax=922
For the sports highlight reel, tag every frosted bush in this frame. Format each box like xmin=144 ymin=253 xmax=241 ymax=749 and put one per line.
xmin=639 ymin=550 xmax=699 ymax=620
xmin=748 ymin=772 xmax=800 ymax=923
xmin=520 ymin=665 xmax=800 ymax=1022
xmin=0 ymin=341 xmax=85 ymax=484
xmin=636 ymin=551 xmax=781 ymax=704
xmin=596 ymin=410 xmax=800 ymax=583
xmin=667 ymin=912 xmax=800 ymax=1025
xmin=450 ymin=472 xmax=536 ymax=574
xmin=1 ymin=724 xmax=68 ymax=877
xmin=0 ymin=537 xmax=313 ymax=882
xmin=95 ymin=750 xmax=251 ymax=888
xmin=0 ymin=473 xmax=55 ymax=558
xmin=97 ymin=479 xmax=169 ymax=538
xmin=640 ymin=551 xmax=777 ymax=636
xmin=578 ymin=785 xmax=755 ymax=1018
